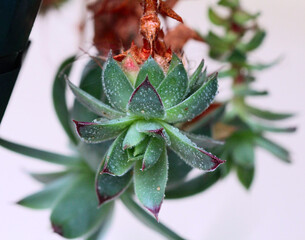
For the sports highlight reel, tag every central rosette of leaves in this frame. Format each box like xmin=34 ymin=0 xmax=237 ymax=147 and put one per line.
xmin=67 ymin=53 xmax=224 ymax=219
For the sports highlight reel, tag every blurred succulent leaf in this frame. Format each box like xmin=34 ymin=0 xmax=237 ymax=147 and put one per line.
xmin=96 ymin=170 xmax=133 ymax=206
xmin=51 ymin=174 xmax=114 ymax=238
xmin=73 ymin=116 xmax=136 ymax=143
xmin=255 ymin=136 xmax=291 ymax=163
xmin=0 ymin=138 xmax=82 ymax=166
xmin=218 ymin=0 xmax=239 ymax=8
xmin=143 ymin=137 xmax=165 ymax=170
xmin=233 ymin=10 xmax=260 ymax=25
xmin=245 ymin=119 xmax=296 ymax=133
xmin=102 ymin=130 xmax=134 ymax=176
xmin=18 ymin=174 xmax=76 ymax=209
xmin=102 ymin=55 xmax=134 ymax=111
xmin=244 ymin=59 xmax=280 ymax=70
xmin=123 ymin=123 xmax=146 ymax=149
xmin=134 ymin=146 xmax=168 ymax=220
xmin=128 ymin=77 xmax=165 ymax=119
xmin=237 ymin=165 xmax=255 ymax=189
xmin=165 ymin=73 xmax=218 ymax=123
xmin=233 ymin=85 xmax=268 ymax=97
xmin=245 ymin=105 xmax=294 ymax=120
xmin=183 ymin=132 xmax=224 ymax=151
xmin=157 ymin=63 xmax=188 ymax=108
xmin=29 ymin=171 xmax=71 ymax=184
xmin=238 ymin=30 xmax=266 ymax=52
xmin=161 ymin=122 xmax=224 ymax=171
xmin=53 ymin=56 xmax=78 ymax=145
xmin=227 ymin=49 xmax=246 ymax=64
xmin=218 ymin=69 xmax=238 ymax=78
xmin=208 ymin=8 xmax=228 ymax=26
xmin=67 ymin=78 xmax=124 ymax=119
xmin=135 ymin=57 xmax=165 ymax=88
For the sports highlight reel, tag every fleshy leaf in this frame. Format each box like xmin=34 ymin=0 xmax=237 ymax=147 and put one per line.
xmin=29 ymin=171 xmax=70 ymax=184
xmin=238 ymin=30 xmax=266 ymax=52
xmin=165 ymin=73 xmax=218 ymax=123
xmin=134 ymin=137 xmax=150 ymax=156
xmin=208 ymin=8 xmax=228 ymax=26
xmin=218 ymin=0 xmax=239 ymax=8
xmin=67 ymin=78 xmax=124 ymax=119
xmin=136 ymin=120 xmax=171 ymax=145
xmin=245 ymin=105 xmax=294 ymax=120
xmin=128 ymin=77 xmax=165 ymax=119
xmin=134 ymin=146 xmax=168 ymax=220
xmin=102 ymin=130 xmax=134 ymax=176
xmin=157 ymin=63 xmax=188 ymax=109
xmin=143 ymin=137 xmax=165 ymax=170
xmin=123 ymin=123 xmax=146 ymax=149
xmin=183 ymin=132 xmax=224 ymax=150
xmin=102 ymin=54 xmax=134 ymax=111
xmin=96 ymin=170 xmax=132 ymax=206
xmin=233 ymin=10 xmax=259 ymax=25
xmin=18 ymin=174 xmax=76 ymax=209
xmin=232 ymin=139 xmax=255 ymax=168
xmin=237 ymin=165 xmax=255 ymax=189
xmin=161 ymin=122 xmax=225 ymax=171
xmin=51 ymin=174 xmax=114 ymax=238
xmin=167 ymin=53 xmax=181 ymax=73
xmin=233 ymin=85 xmax=268 ymax=97
xmin=135 ymin=57 xmax=165 ymax=88
xmin=73 ymin=116 xmax=135 ymax=143
xmin=189 ymin=60 xmax=204 ymax=90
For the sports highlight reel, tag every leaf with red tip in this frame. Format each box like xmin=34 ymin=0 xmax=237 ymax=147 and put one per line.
xmin=128 ymin=77 xmax=165 ymax=119
xmin=102 ymin=130 xmax=134 ymax=176
xmin=134 ymin=146 xmax=168 ymax=221
xmin=160 ymin=122 xmax=225 ymax=171
xmin=73 ymin=116 xmax=136 ymax=143
xmin=96 ymin=170 xmax=132 ymax=206
xmin=142 ymin=137 xmax=165 ymax=170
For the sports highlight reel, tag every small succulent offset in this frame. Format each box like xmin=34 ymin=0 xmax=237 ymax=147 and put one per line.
xmin=68 ymin=52 xmax=224 ymax=219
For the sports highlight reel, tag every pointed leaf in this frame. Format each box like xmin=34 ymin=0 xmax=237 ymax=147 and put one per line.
xmin=134 ymin=146 xmax=168 ymax=220
xmin=29 ymin=171 xmax=71 ymax=184
xmin=208 ymin=8 xmax=228 ymax=26
xmin=102 ymin=131 xmax=134 ymax=176
xmin=245 ymin=119 xmax=296 ymax=133
xmin=136 ymin=120 xmax=170 ymax=145
xmin=73 ymin=116 xmax=135 ymax=143
xmin=134 ymin=137 xmax=150 ymax=156
xmin=102 ymin=55 xmax=134 ymax=111
xmin=167 ymin=53 xmax=181 ymax=73
xmin=67 ymin=78 xmax=124 ymax=119
xmin=233 ymin=10 xmax=259 ymax=25
xmin=237 ymin=165 xmax=255 ymax=189
xmin=96 ymin=170 xmax=132 ymax=206
xmin=189 ymin=60 xmax=204 ymax=89
xmin=234 ymin=85 xmax=268 ymax=97
xmin=128 ymin=77 xmax=165 ymax=119
xmin=165 ymin=73 xmax=218 ymax=123
xmin=51 ymin=174 xmax=114 ymax=239
xmin=157 ymin=63 xmax=188 ymax=108
xmin=143 ymin=138 xmax=165 ymax=170
xmin=245 ymin=105 xmax=294 ymax=120
xmin=0 ymin=138 xmax=82 ymax=166
xmin=18 ymin=174 xmax=76 ymax=209
xmin=183 ymin=132 xmax=224 ymax=150
xmin=218 ymin=0 xmax=239 ymax=8
xmin=52 ymin=56 xmax=78 ymax=145
xmin=123 ymin=123 xmax=146 ymax=149
xmin=161 ymin=123 xmax=225 ymax=171
xmin=232 ymin=140 xmax=255 ymax=168
xmin=255 ymin=136 xmax=291 ymax=163
xmin=135 ymin=57 xmax=165 ymax=88
xmin=238 ymin=30 xmax=266 ymax=52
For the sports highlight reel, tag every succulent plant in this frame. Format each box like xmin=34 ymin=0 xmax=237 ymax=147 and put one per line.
xmin=67 ymin=52 xmax=224 ymax=219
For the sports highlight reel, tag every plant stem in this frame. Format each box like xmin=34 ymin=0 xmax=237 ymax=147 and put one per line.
xmin=120 ymin=193 xmax=185 ymax=240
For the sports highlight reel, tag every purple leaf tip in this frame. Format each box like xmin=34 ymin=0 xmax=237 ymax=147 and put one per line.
xmin=146 ymin=202 xmax=162 ymax=222
xmin=52 ymin=223 xmax=63 ymax=236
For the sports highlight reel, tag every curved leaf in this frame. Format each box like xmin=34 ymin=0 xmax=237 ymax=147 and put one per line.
xmin=29 ymin=171 xmax=71 ymax=184
xmin=142 ymin=137 xmax=165 ymax=170
xmin=238 ymin=30 xmax=266 ymax=52
xmin=123 ymin=123 xmax=146 ymax=149
xmin=208 ymin=8 xmax=228 ymax=26
xmin=245 ymin=105 xmax=294 ymax=120
xmin=237 ymin=165 xmax=255 ymax=189
xmin=189 ymin=60 xmax=204 ymax=90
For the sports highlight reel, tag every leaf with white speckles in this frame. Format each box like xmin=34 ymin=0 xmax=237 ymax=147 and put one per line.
xmin=135 ymin=57 xmax=165 ymax=88
xmin=128 ymin=77 xmax=165 ymax=119
xmin=123 ymin=123 xmax=146 ymax=149
xmin=160 ymin=122 xmax=225 ymax=171
xmin=102 ymin=54 xmax=134 ymax=112
xmin=189 ymin=60 xmax=204 ymax=89
xmin=73 ymin=116 xmax=136 ymax=143
xmin=136 ymin=120 xmax=170 ymax=145
xmin=142 ymin=137 xmax=165 ymax=170
xmin=134 ymin=146 xmax=168 ymax=220
xmin=165 ymin=73 xmax=218 ymax=123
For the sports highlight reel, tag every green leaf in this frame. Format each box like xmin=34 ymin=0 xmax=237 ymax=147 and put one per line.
xmin=157 ymin=63 xmax=188 ymax=108
xmin=51 ymin=174 xmax=114 ymax=239
xmin=29 ymin=171 xmax=71 ymax=184
xmin=102 ymin=130 xmax=134 ymax=176
xmin=128 ymin=77 xmax=165 ymax=119
xmin=218 ymin=0 xmax=239 ymax=8
xmin=134 ymin=146 xmax=168 ymax=220
xmin=245 ymin=105 xmax=294 ymax=120
xmin=238 ymin=30 xmax=266 ymax=52
xmin=233 ymin=10 xmax=259 ymax=25
xmin=67 ymin=78 xmax=124 ymax=120
xmin=208 ymin=8 xmax=228 ymax=26
xmin=102 ymin=55 xmax=134 ymax=111
xmin=232 ymin=139 xmax=255 ymax=168
xmin=0 ymin=138 xmax=82 ymax=166
xmin=134 ymin=137 xmax=150 ymax=156
xmin=183 ymin=132 xmax=224 ymax=151
xmin=255 ymin=136 xmax=291 ymax=163
xmin=227 ymin=49 xmax=246 ymax=64
xmin=189 ymin=60 xmax=204 ymax=90
xmin=161 ymin=123 xmax=225 ymax=171
xmin=165 ymin=73 xmax=218 ymax=123
xmin=18 ymin=174 xmax=76 ymax=209
xmin=167 ymin=53 xmax=181 ymax=73
xmin=135 ymin=57 xmax=165 ymax=88
xmin=96 ymin=170 xmax=132 ymax=206
xmin=245 ymin=119 xmax=296 ymax=133
xmin=72 ymin=60 xmax=104 ymax=122
xmin=120 ymin=193 xmax=185 ymax=240
xmin=143 ymin=137 xmax=165 ymax=170
xmin=237 ymin=165 xmax=254 ymax=189
xmin=52 ymin=56 xmax=78 ymax=145
xmin=233 ymin=85 xmax=268 ymax=97
xmin=136 ymin=120 xmax=171 ymax=145
xmin=73 ymin=116 xmax=135 ymax=143
xmin=123 ymin=123 xmax=146 ymax=149
xmin=166 ymin=170 xmax=221 ymax=199
xmin=218 ymin=69 xmax=238 ymax=78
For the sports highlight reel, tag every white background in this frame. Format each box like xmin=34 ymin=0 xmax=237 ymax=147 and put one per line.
xmin=0 ymin=0 xmax=304 ymax=239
